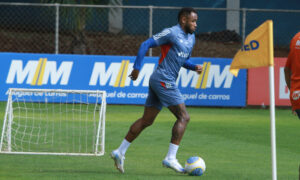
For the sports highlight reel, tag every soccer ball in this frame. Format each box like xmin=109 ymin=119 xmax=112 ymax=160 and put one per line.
xmin=184 ymin=156 xmax=206 ymax=176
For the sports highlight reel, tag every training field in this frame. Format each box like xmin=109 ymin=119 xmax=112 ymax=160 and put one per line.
xmin=0 ymin=102 xmax=299 ymax=180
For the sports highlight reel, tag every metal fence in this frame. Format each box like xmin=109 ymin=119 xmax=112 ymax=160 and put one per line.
xmin=0 ymin=2 xmax=299 ymax=58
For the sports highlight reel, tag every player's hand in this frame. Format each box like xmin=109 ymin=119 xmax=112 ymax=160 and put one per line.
xmin=195 ymin=65 xmax=203 ymax=74
xmin=129 ymin=69 xmax=140 ymax=81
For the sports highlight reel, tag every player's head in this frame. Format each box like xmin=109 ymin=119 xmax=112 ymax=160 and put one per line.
xmin=178 ymin=7 xmax=198 ymax=34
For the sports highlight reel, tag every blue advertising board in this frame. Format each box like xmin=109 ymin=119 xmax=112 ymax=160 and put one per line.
xmin=0 ymin=52 xmax=246 ymax=107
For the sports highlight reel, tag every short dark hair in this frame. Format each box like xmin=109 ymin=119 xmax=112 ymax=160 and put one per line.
xmin=177 ymin=7 xmax=197 ymax=22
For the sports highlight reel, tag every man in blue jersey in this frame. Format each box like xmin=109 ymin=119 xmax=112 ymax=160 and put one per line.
xmin=111 ymin=7 xmax=202 ymax=174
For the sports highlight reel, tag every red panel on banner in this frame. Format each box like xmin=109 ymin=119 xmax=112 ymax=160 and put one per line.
xmin=247 ymin=58 xmax=291 ymax=106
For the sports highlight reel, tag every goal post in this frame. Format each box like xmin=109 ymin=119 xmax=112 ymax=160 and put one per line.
xmin=0 ymin=88 xmax=106 ymax=156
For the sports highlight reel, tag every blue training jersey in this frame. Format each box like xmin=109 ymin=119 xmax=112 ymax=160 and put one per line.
xmin=133 ymin=24 xmax=196 ymax=84
xmin=151 ymin=24 xmax=195 ymax=83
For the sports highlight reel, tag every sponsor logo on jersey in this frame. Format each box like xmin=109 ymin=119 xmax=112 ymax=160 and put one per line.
xmin=177 ymin=52 xmax=189 ymax=58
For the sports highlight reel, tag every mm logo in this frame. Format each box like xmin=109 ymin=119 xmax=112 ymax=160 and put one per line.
xmin=89 ymin=60 xmax=155 ymax=87
xmin=6 ymin=58 xmax=73 ymax=86
xmin=177 ymin=61 xmax=234 ymax=89
xmin=195 ymin=61 xmax=211 ymax=89
xmin=90 ymin=60 xmax=234 ymax=89
xmin=114 ymin=60 xmax=130 ymax=87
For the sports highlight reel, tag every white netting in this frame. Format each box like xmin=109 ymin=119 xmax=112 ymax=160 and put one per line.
xmin=0 ymin=88 xmax=106 ymax=156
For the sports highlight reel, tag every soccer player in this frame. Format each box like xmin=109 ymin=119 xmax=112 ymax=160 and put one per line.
xmin=111 ymin=7 xmax=202 ymax=173
xmin=284 ymin=31 xmax=300 ymax=119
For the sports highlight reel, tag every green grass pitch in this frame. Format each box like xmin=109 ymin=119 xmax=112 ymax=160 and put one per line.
xmin=0 ymin=102 xmax=299 ymax=180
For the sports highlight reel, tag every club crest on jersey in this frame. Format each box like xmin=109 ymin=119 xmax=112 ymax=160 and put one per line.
xmin=160 ymin=82 xmax=172 ymax=89
xmin=296 ymin=40 xmax=300 ymax=49
xmin=292 ymin=91 xmax=300 ymax=100
xmin=165 ymin=82 xmax=172 ymax=88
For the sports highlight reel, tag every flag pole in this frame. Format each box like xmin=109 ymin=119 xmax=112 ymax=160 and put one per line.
xmin=268 ymin=20 xmax=277 ymax=180
xmin=269 ymin=65 xmax=277 ymax=180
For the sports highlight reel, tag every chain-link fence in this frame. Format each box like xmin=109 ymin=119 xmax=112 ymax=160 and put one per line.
xmin=0 ymin=2 xmax=299 ymax=58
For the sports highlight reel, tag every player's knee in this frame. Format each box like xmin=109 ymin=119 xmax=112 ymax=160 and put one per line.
xmin=141 ymin=117 xmax=154 ymax=127
xmin=178 ymin=113 xmax=190 ymax=123
xmin=184 ymin=113 xmax=190 ymax=123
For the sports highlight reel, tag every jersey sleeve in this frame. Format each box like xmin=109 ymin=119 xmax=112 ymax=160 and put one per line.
xmin=183 ymin=59 xmax=196 ymax=70
xmin=152 ymin=28 xmax=173 ymax=46
xmin=285 ymin=50 xmax=293 ymax=69
xmin=133 ymin=37 xmax=158 ymax=70
xmin=285 ymin=36 xmax=296 ymax=69
xmin=183 ymin=35 xmax=196 ymax=70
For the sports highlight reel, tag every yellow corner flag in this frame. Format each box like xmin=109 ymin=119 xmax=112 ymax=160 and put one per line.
xmin=230 ymin=20 xmax=274 ymax=77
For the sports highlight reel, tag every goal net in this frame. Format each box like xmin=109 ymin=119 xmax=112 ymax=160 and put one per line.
xmin=0 ymin=88 xmax=106 ymax=156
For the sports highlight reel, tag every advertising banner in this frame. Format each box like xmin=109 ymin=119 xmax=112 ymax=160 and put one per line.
xmin=0 ymin=53 xmax=246 ymax=106
xmin=247 ymin=57 xmax=291 ymax=106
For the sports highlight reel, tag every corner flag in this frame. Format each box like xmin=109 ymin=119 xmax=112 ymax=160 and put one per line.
xmin=230 ymin=20 xmax=274 ymax=77
xmin=230 ymin=20 xmax=278 ymax=180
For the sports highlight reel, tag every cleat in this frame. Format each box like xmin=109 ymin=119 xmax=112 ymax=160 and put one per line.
xmin=162 ymin=158 xmax=185 ymax=173
xmin=110 ymin=150 xmax=125 ymax=173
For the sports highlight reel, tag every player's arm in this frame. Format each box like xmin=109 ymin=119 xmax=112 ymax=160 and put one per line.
xmin=284 ymin=67 xmax=291 ymax=90
xmin=130 ymin=28 xmax=172 ymax=80
xmin=284 ymin=41 xmax=294 ymax=90
xmin=129 ymin=38 xmax=158 ymax=80
xmin=183 ymin=59 xmax=202 ymax=74
xmin=182 ymin=35 xmax=202 ymax=74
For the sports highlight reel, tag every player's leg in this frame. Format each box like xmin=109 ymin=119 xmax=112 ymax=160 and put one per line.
xmin=162 ymin=103 xmax=189 ymax=173
xmin=111 ymin=86 xmax=162 ymax=173
xmin=147 ymin=80 xmax=187 ymax=173
xmin=295 ymin=109 xmax=300 ymax=119
xmin=110 ymin=106 xmax=160 ymax=173
xmin=168 ymin=103 xmax=190 ymax=145
xmin=125 ymin=106 xmax=160 ymax=142
xmin=291 ymin=91 xmax=300 ymax=119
